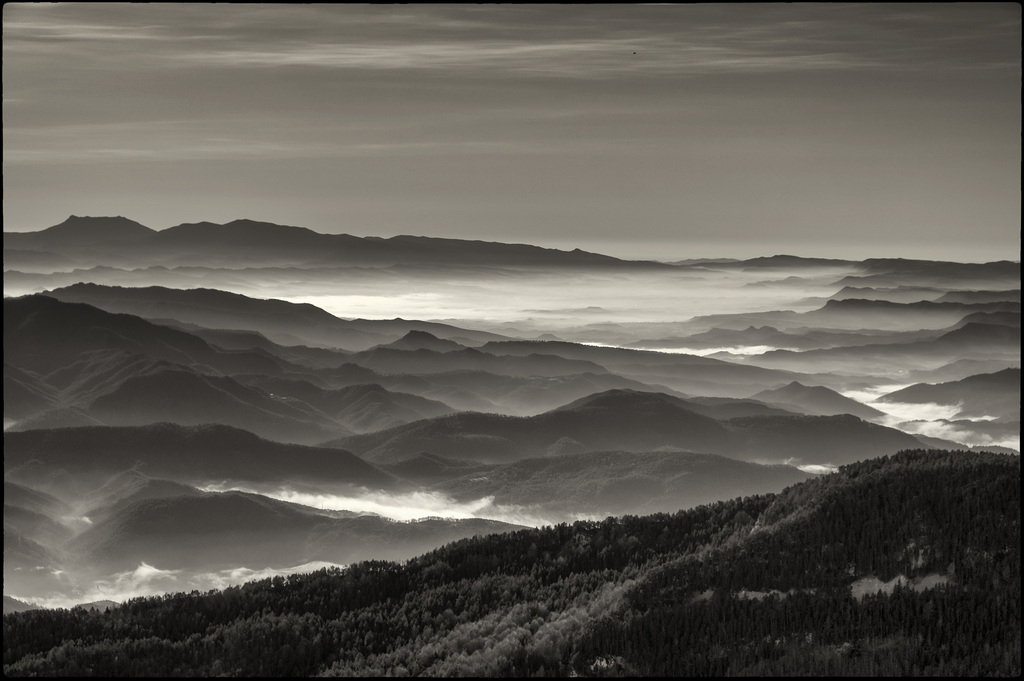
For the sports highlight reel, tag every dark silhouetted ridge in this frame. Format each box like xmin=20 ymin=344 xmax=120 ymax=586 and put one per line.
xmin=4 ymin=423 xmax=395 ymax=490
xmin=379 ymin=330 xmax=465 ymax=353
xmin=35 ymin=215 xmax=155 ymax=243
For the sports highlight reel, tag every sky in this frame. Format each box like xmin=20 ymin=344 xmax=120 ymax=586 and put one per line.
xmin=3 ymin=3 xmax=1021 ymax=261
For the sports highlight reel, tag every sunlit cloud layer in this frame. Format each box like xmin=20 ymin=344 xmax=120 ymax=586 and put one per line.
xmin=874 ymin=401 xmax=964 ymax=424
xmin=283 ymin=268 xmax=843 ymax=325
xmin=580 ymin=341 xmax=787 ymax=357
xmin=649 ymin=345 xmax=786 ymax=357
xmin=797 ymin=464 xmax=839 ymax=475
xmin=199 ymin=484 xmax=594 ymax=529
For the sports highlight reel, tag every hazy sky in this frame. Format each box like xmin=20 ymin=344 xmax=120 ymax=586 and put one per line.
xmin=3 ymin=3 xmax=1020 ymax=260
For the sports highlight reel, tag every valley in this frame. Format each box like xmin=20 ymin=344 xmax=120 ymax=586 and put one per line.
xmin=4 ymin=4 xmax=1019 ymax=675
xmin=3 ymin=216 xmax=1019 ymax=614
xmin=2 ymin=216 xmax=1020 ymax=676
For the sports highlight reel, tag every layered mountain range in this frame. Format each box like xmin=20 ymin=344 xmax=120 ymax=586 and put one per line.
xmin=4 ymin=215 xmax=662 ymax=270
xmin=4 ymin=451 xmax=1019 ymax=676
xmin=3 ymin=216 xmax=1019 ymax=616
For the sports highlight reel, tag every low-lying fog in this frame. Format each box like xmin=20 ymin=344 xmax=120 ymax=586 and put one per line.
xmin=7 ymin=263 xmax=857 ymax=341
xmin=843 ymin=385 xmax=1020 ymax=451
xmin=199 ymin=484 xmax=601 ymax=529
xmin=14 ymin=485 xmax=604 ymax=610
xmin=279 ymin=266 xmax=850 ymax=337
xmin=15 ymin=560 xmax=346 ymax=611
xmin=5 ymin=258 xmax=1018 ymax=612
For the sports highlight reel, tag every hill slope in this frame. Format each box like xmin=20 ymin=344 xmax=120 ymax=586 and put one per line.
xmin=878 ymin=368 xmax=1020 ymax=422
xmin=46 ymin=282 xmax=508 ymax=351
xmin=328 ymin=389 xmax=735 ymax=465
xmin=4 ymin=295 xmax=289 ymax=378
xmin=3 ymin=450 xmax=1017 ymax=677
xmin=66 ymin=490 xmax=524 ymax=573
xmin=427 ymin=450 xmax=811 ymax=516
xmin=3 ymin=423 xmax=395 ymax=496
xmin=751 ymin=381 xmax=886 ymax=420
xmin=328 ymin=389 xmax=937 ymax=466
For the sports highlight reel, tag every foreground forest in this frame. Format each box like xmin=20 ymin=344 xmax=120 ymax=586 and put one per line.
xmin=4 ymin=450 xmax=1019 ymax=677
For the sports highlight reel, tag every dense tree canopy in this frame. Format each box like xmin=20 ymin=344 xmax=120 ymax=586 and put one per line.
xmin=4 ymin=450 xmax=1019 ymax=676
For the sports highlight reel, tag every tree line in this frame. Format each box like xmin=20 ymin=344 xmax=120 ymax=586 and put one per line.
xmin=4 ymin=449 xmax=1019 ymax=676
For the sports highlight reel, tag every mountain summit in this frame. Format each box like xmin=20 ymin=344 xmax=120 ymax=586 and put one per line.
xmin=25 ymin=215 xmax=156 ymax=246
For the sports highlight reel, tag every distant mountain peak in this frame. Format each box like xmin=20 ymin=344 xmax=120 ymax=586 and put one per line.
xmin=752 ymin=382 xmax=886 ymax=420
xmin=555 ymin=388 xmax=687 ymax=413
xmin=219 ymin=218 xmax=318 ymax=233
xmin=402 ymin=330 xmax=441 ymax=341
xmin=377 ymin=330 xmax=465 ymax=353
xmin=3 ymin=214 xmax=676 ymax=269
xmin=41 ymin=215 xmax=155 ymax=240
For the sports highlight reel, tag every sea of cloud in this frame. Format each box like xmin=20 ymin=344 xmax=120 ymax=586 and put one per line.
xmin=269 ymin=265 xmax=844 ymax=333
xmin=842 ymin=386 xmax=1019 ymax=450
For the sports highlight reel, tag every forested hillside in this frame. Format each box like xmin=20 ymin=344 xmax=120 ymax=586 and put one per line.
xmin=4 ymin=450 xmax=1019 ymax=677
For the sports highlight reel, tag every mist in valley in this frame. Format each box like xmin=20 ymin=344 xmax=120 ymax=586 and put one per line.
xmin=5 ymin=237 xmax=1019 ymax=551
xmin=4 ymin=257 xmax=854 ymax=342
xmin=15 ymin=560 xmax=350 ymax=612
xmin=199 ymin=483 xmax=588 ymax=528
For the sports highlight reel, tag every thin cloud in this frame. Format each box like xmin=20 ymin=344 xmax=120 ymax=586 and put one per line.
xmin=2 ymin=21 xmax=172 ymax=42
xmin=170 ymin=36 xmax=881 ymax=79
xmin=5 ymin=4 xmax=1017 ymax=89
xmin=9 ymin=5 xmax=982 ymax=79
xmin=874 ymin=401 xmax=963 ymax=423
xmin=4 ymin=125 xmax=545 ymax=165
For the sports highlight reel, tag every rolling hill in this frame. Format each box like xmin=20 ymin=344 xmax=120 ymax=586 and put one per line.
xmin=478 ymin=339 xmax=807 ymax=397
xmin=4 ymin=295 xmax=291 ymax=377
xmin=45 ymin=282 xmax=507 ymax=351
xmin=3 ymin=423 xmax=396 ymax=497
xmin=878 ymin=368 xmax=1020 ymax=422
xmin=4 ymin=450 xmax=1016 ymax=676
xmin=235 ymin=378 xmax=457 ymax=433
xmin=327 ymin=389 xmax=732 ymax=465
xmin=66 ymin=490 xmax=525 ymax=574
xmin=326 ymin=388 xmax=936 ymax=467
xmin=745 ymin=321 xmax=1020 ymax=378
xmin=85 ymin=365 xmax=353 ymax=444
xmin=751 ymin=381 xmax=886 ymax=420
xmin=427 ymin=450 xmax=811 ymax=516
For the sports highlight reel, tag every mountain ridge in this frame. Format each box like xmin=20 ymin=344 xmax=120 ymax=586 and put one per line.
xmin=325 ymin=388 xmax=937 ymax=466
xmin=4 ymin=449 xmax=1017 ymax=676
xmin=44 ymin=283 xmax=507 ymax=351
xmin=4 ymin=423 xmax=396 ymax=495
xmin=5 ymin=216 xmax=669 ymax=270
